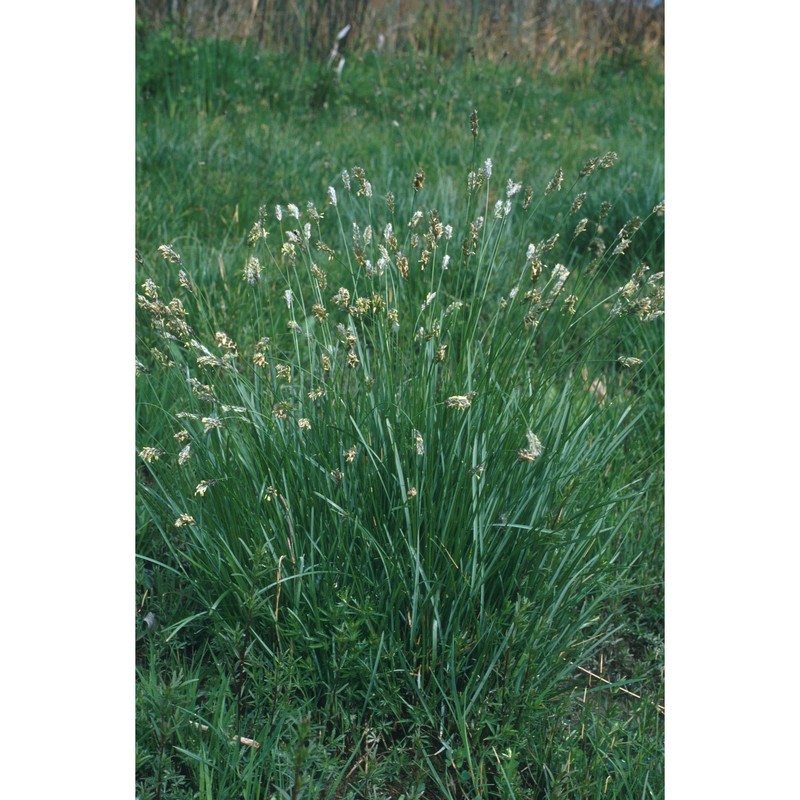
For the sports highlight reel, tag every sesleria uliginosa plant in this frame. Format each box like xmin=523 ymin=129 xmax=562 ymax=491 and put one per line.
xmin=136 ymin=128 xmax=663 ymax=796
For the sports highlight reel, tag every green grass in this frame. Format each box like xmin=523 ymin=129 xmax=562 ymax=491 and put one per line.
xmin=136 ymin=31 xmax=663 ymax=799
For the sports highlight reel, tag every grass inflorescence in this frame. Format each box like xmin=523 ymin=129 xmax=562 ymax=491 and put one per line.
xmin=137 ymin=28 xmax=663 ymax=800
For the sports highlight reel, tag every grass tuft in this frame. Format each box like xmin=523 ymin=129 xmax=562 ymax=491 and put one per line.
xmin=137 ymin=29 xmax=663 ymax=799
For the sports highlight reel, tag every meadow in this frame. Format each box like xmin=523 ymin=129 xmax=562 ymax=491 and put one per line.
xmin=136 ymin=14 xmax=664 ymax=798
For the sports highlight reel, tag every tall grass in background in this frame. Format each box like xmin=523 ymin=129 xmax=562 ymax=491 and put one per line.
xmin=137 ymin=122 xmax=664 ymax=793
xmin=135 ymin=0 xmax=664 ymax=68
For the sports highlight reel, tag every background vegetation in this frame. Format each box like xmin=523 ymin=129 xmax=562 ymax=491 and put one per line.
xmin=135 ymin=0 xmax=664 ymax=67
xmin=136 ymin=2 xmax=664 ymax=796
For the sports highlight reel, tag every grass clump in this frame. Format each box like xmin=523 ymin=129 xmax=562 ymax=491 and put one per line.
xmin=137 ymin=125 xmax=663 ymax=795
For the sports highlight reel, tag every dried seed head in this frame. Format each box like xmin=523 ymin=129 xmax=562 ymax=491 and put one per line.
xmin=196 ymin=354 xmax=227 ymax=368
xmin=428 ymin=209 xmax=443 ymax=241
xmin=443 ymin=300 xmax=463 ymax=317
xmin=413 ymin=429 xmax=425 ymax=455
xmin=189 ymin=378 xmax=216 ymax=402
xmin=396 ymin=252 xmax=409 ymax=280
xmin=545 ymin=167 xmax=564 ymax=194
xmin=613 ymin=238 xmax=631 ymax=256
xmin=421 ymin=292 xmax=436 ymax=311
xmin=523 ymin=309 xmax=539 ymax=330
xmin=202 ymin=417 xmax=224 ymax=433
xmin=522 ymin=186 xmax=533 ymax=209
xmin=195 ymin=480 xmax=216 ymax=496
xmin=215 ymin=331 xmax=238 ymax=353
xmin=618 ymin=216 xmax=642 ymax=241
xmin=174 ymin=514 xmax=195 ymax=527
xmin=344 ymin=446 xmax=358 ymax=463
xmin=461 ymin=222 xmax=479 ymax=257
xmin=138 ymin=447 xmax=163 ymax=464
xmin=470 ymin=109 xmax=479 ymax=138
xmin=142 ymin=278 xmax=159 ymax=300
xmin=573 ymin=218 xmax=589 ymax=237
xmin=599 ymin=151 xmax=619 ymax=169
xmin=540 ymin=233 xmax=559 ymax=252
xmin=272 ymin=402 xmax=291 ymax=420
xmin=517 ymin=431 xmax=544 ymax=462
xmin=618 ymin=356 xmax=643 ymax=368
xmin=446 ymin=393 xmax=476 ymax=410
xmin=413 ymin=168 xmax=425 ymax=192
xmin=352 ymin=297 xmax=372 ymax=317
xmin=168 ymin=298 xmax=187 ymax=319
xmin=243 ymin=255 xmax=262 ymax=285
xmin=506 ymin=179 xmax=523 ymax=198
xmin=332 ymin=287 xmax=351 ymax=308
xmin=157 ymin=244 xmax=182 ymax=264
xmin=310 ymin=264 xmax=328 ymax=289
xmin=494 ymin=199 xmax=511 ymax=219
xmin=352 ymin=166 xmax=372 ymax=197
xmin=264 ymin=486 xmax=279 ymax=501
xmin=298 ymin=418 xmax=311 ymax=431
xmin=579 ymin=157 xmax=599 ymax=177
xmin=247 ymin=220 xmax=267 ymax=245
xmin=548 ymin=264 xmax=570 ymax=299
xmin=569 ymin=192 xmax=587 ymax=215
xmin=178 ymin=270 xmax=195 ymax=292
xmin=467 ymin=170 xmax=483 ymax=193
xmin=178 ymin=444 xmax=192 ymax=465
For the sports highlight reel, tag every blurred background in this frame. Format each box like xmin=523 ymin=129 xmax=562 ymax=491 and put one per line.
xmin=135 ymin=0 xmax=664 ymax=70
